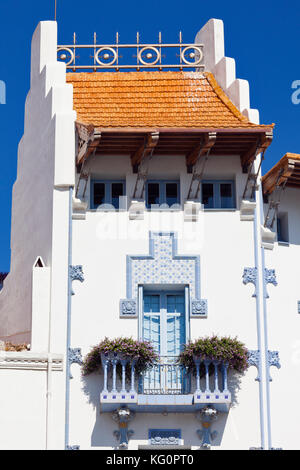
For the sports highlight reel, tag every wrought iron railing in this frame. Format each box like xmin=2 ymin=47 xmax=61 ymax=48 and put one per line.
xmin=57 ymin=32 xmax=204 ymax=71
xmin=139 ymin=356 xmax=190 ymax=395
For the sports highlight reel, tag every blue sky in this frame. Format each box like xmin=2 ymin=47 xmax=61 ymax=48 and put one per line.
xmin=0 ymin=0 xmax=299 ymax=272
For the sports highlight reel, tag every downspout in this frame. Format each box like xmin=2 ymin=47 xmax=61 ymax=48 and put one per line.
xmin=253 ymin=203 xmax=266 ymax=449
xmin=65 ymin=186 xmax=73 ymax=449
xmin=46 ymin=353 xmax=53 ymax=449
xmin=259 ymin=189 xmax=273 ymax=449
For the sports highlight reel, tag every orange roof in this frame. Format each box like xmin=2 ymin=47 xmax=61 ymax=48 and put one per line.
xmin=262 ymin=153 xmax=300 ymax=195
xmin=67 ymin=71 xmax=273 ymax=130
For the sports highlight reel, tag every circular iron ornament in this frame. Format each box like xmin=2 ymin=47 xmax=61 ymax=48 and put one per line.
xmin=57 ymin=47 xmax=75 ymax=66
xmin=181 ymin=46 xmax=203 ymax=65
xmin=95 ymin=47 xmax=117 ymax=66
xmin=138 ymin=46 xmax=160 ymax=65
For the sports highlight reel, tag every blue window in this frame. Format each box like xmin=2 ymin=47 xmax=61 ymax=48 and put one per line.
xmin=201 ymin=180 xmax=235 ymax=209
xmin=91 ymin=180 xmax=125 ymax=209
xmin=277 ymin=213 xmax=289 ymax=243
xmin=146 ymin=181 xmax=180 ymax=209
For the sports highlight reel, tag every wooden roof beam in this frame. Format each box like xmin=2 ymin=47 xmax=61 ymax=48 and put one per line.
xmin=263 ymin=157 xmax=296 ymax=195
xmin=240 ymin=130 xmax=273 ymax=173
xmin=185 ymin=132 xmax=217 ymax=172
xmin=131 ymin=132 xmax=159 ymax=173
xmin=76 ymin=122 xmax=102 ymax=166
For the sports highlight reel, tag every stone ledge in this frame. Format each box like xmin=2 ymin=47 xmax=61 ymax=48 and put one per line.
xmin=0 ymin=351 xmax=64 ymax=371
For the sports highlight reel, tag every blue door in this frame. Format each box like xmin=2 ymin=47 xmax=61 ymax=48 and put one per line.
xmin=142 ymin=292 xmax=187 ymax=394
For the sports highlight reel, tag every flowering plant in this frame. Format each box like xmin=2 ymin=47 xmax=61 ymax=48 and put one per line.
xmin=82 ymin=337 xmax=159 ymax=377
xmin=178 ymin=335 xmax=249 ymax=374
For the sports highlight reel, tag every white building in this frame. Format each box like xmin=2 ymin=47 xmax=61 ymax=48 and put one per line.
xmin=0 ymin=18 xmax=299 ymax=450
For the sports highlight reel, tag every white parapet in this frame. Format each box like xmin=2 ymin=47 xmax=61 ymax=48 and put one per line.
xmin=227 ymin=79 xmax=250 ymax=114
xmin=195 ymin=18 xmax=259 ymax=120
xmin=195 ymin=19 xmax=224 ymax=74
xmin=0 ymin=21 xmax=75 ymax=346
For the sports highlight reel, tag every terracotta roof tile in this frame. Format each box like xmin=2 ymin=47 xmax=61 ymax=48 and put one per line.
xmin=66 ymin=71 xmax=273 ymax=129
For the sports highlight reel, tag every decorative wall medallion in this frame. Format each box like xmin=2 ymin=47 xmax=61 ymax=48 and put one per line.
xmin=268 ymin=350 xmax=281 ymax=381
xmin=191 ymin=299 xmax=208 ymax=317
xmin=264 ymin=268 xmax=277 ymax=298
xmin=69 ymin=265 xmax=84 ymax=295
xmin=119 ymin=299 xmax=137 ymax=317
xmin=248 ymin=350 xmax=261 ymax=381
xmin=68 ymin=347 xmax=83 ymax=379
xmin=243 ymin=267 xmax=257 ymax=297
xmin=149 ymin=429 xmax=181 ymax=446
xmin=121 ymin=232 xmax=207 ymax=318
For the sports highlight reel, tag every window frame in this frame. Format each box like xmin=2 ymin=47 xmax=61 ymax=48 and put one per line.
xmin=277 ymin=212 xmax=289 ymax=245
xmin=201 ymin=179 xmax=236 ymax=210
xmin=145 ymin=180 xmax=181 ymax=210
xmin=91 ymin=179 xmax=126 ymax=210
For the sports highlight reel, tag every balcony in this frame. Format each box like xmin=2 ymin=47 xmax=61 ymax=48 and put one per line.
xmin=100 ymin=355 xmax=231 ymax=413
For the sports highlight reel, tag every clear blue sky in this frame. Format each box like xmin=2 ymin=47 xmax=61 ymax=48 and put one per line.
xmin=0 ymin=0 xmax=299 ymax=272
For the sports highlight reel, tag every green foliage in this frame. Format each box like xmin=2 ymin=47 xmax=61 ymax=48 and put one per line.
xmin=82 ymin=337 xmax=159 ymax=377
xmin=178 ymin=335 xmax=249 ymax=374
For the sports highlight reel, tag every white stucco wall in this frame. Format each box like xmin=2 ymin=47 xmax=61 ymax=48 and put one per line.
xmin=67 ymin=153 xmax=264 ymax=449
xmin=263 ymin=187 xmax=300 ymax=450
xmin=0 ymin=21 xmax=75 ymax=345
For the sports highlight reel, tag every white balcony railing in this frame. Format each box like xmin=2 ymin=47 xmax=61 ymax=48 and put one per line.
xmin=100 ymin=353 xmax=231 ymax=410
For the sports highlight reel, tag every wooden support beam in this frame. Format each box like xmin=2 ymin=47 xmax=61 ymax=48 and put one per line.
xmin=240 ymin=130 xmax=273 ymax=172
xmin=76 ymin=122 xmax=102 ymax=166
xmin=185 ymin=132 xmax=217 ymax=172
xmin=262 ymin=155 xmax=297 ymax=195
xmin=131 ymin=132 xmax=159 ymax=173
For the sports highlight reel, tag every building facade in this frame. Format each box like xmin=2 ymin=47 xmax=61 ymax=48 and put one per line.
xmin=0 ymin=18 xmax=299 ymax=450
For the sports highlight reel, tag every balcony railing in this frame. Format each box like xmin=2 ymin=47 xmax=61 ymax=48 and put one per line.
xmin=139 ymin=356 xmax=190 ymax=395
xmin=100 ymin=353 xmax=231 ymax=411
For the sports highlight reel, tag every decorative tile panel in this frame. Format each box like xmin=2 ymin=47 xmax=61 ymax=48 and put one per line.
xmin=120 ymin=232 xmax=206 ymax=317
xmin=149 ymin=429 xmax=181 ymax=446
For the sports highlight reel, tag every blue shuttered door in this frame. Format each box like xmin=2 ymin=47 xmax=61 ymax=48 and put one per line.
xmin=142 ymin=292 xmax=186 ymax=393
xmin=143 ymin=295 xmax=161 ymax=391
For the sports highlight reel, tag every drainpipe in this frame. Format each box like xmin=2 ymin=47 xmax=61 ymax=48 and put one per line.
xmin=65 ymin=186 xmax=73 ymax=449
xmin=259 ymin=189 xmax=273 ymax=449
xmin=252 ymin=205 xmax=266 ymax=449
xmin=251 ymin=155 xmax=273 ymax=450
xmin=46 ymin=353 xmax=53 ymax=449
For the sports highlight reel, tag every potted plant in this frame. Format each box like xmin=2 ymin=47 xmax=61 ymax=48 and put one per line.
xmin=178 ymin=335 xmax=249 ymax=375
xmin=82 ymin=337 xmax=159 ymax=378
